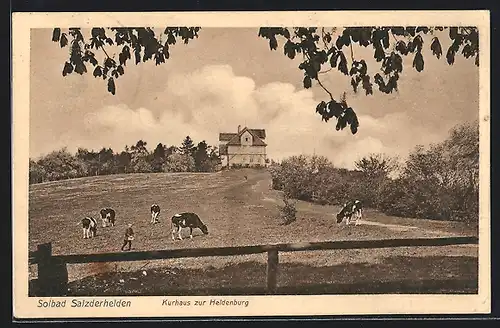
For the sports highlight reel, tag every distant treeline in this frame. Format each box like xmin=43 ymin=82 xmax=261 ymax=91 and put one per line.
xmin=269 ymin=121 xmax=479 ymax=223
xmin=29 ymin=136 xmax=222 ymax=184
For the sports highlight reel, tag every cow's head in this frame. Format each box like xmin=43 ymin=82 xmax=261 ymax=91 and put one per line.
xmin=200 ymin=224 xmax=209 ymax=235
xmin=336 ymin=212 xmax=344 ymax=223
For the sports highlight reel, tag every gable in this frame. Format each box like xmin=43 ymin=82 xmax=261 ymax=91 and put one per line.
xmin=225 ymin=127 xmax=267 ymax=147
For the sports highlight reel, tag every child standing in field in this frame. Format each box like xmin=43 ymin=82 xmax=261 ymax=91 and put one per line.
xmin=121 ymin=223 xmax=135 ymax=251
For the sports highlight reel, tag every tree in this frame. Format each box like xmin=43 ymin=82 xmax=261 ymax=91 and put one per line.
xmin=29 ymin=159 xmax=47 ymax=184
xmin=354 ymin=153 xmax=398 ymax=208
xmin=151 ymin=142 xmax=167 ymax=172
xmin=164 ymin=153 xmax=195 ymax=172
xmin=50 ymin=26 xmax=479 ymax=134
xmin=129 ymin=140 xmax=152 ymax=173
xmin=115 ymin=150 xmax=132 ymax=174
xmin=37 ymin=148 xmax=86 ymax=181
xmin=354 ymin=153 xmax=398 ymax=179
xmin=98 ymin=147 xmax=115 ymax=175
xmin=194 ymin=140 xmax=210 ymax=172
xmin=180 ymin=136 xmax=196 ymax=157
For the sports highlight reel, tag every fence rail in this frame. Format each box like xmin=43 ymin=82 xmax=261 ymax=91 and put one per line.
xmin=28 ymin=236 xmax=478 ymax=296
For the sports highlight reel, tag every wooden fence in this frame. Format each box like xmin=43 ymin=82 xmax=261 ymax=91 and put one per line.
xmin=28 ymin=236 xmax=478 ymax=296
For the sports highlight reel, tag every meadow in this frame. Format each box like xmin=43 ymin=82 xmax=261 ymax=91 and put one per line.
xmin=28 ymin=169 xmax=478 ymax=295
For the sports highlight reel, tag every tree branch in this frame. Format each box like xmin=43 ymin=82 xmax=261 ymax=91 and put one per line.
xmin=99 ymin=44 xmax=111 ymax=60
xmin=316 ymin=78 xmax=334 ymax=100
xmin=304 ymin=50 xmax=334 ymax=100
xmin=349 ymin=41 xmax=354 ymax=63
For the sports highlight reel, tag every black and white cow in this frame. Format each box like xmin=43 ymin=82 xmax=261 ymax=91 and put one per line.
xmin=336 ymin=200 xmax=363 ymax=226
xmin=171 ymin=212 xmax=209 ymax=240
xmin=151 ymin=204 xmax=161 ymax=224
xmin=99 ymin=207 xmax=116 ymax=227
xmin=81 ymin=217 xmax=98 ymax=239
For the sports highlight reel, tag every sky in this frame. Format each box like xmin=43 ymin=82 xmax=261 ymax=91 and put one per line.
xmin=29 ymin=27 xmax=479 ymax=169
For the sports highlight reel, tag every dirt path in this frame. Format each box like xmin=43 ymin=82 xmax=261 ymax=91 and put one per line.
xmin=249 ymin=176 xmax=467 ymax=238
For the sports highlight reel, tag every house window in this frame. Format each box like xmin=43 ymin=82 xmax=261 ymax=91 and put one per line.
xmin=250 ymin=157 xmax=254 ymax=163
xmin=245 ymin=137 xmax=249 ymax=142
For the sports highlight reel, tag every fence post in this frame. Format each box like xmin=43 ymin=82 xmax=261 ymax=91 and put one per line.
xmin=36 ymin=243 xmax=68 ymax=297
xmin=266 ymin=249 xmax=279 ymax=294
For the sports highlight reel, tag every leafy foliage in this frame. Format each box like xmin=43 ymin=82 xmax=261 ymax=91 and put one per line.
xmin=258 ymin=26 xmax=478 ymax=133
xmin=269 ymin=121 xmax=479 ymax=224
xmin=29 ymin=136 xmax=222 ymax=184
xmin=51 ymin=26 xmax=479 ymax=135
xmin=51 ymin=27 xmax=201 ymax=94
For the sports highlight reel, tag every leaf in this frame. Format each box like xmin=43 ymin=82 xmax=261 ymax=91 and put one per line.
xmin=269 ymin=36 xmax=278 ymax=51
xmin=324 ymin=33 xmax=332 ymax=44
xmin=117 ymin=65 xmax=125 ymax=75
xmin=446 ymin=47 xmax=456 ymax=65
xmin=311 ymin=57 xmax=321 ymax=73
xmin=338 ymin=53 xmax=348 ymax=75
xmin=93 ymin=66 xmax=102 ymax=78
xmin=392 ymin=52 xmax=403 ymax=73
xmin=105 ymin=38 xmax=114 ymax=46
xmin=167 ymin=33 xmax=176 ymax=45
xmin=413 ymin=35 xmax=423 ymax=52
xmin=412 ymin=52 xmax=424 ymax=72
xmin=362 ymin=75 xmax=373 ymax=96
xmin=381 ymin=30 xmax=390 ymax=49
xmin=107 ymin=77 xmax=116 ymax=95
xmin=374 ymin=43 xmax=385 ymax=62
xmin=462 ymin=44 xmax=473 ymax=58
xmin=62 ymin=61 xmax=73 ymax=76
xmin=74 ymin=61 xmax=87 ymax=75
xmin=280 ymin=28 xmax=291 ymax=39
xmin=316 ymin=101 xmax=327 ymax=114
xmin=52 ymin=28 xmax=61 ymax=42
xmin=329 ymin=51 xmax=340 ymax=68
xmin=345 ymin=107 xmax=359 ymax=134
xmin=430 ymin=37 xmax=442 ymax=59
xmin=284 ymin=40 xmax=296 ymax=59
xmin=135 ymin=49 xmax=141 ymax=65
xmin=328 ymin=100 xmax=344 ymax=118
xmin=475 ymin=53 xmax=479 ymax=66
xmin=396 ymin=41 xmax=408 ymax=55
xmin=303 ymin=76 xmax=312 ymax=89
xmin=359 ymin=28 xmax=372 ymax=47
xmin=60 ymin=33 xmax=68 ymax=48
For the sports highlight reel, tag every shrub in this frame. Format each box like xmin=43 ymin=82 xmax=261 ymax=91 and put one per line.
xmin=279 ymin=193 xmax=297 ymax=225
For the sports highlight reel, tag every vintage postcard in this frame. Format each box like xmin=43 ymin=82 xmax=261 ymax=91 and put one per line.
xmin=12 ymin=10 xmax=491 ymax=319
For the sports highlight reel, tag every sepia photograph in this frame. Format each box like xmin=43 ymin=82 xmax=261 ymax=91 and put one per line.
xmin=12 ymin=11 xmax=490 ymax=318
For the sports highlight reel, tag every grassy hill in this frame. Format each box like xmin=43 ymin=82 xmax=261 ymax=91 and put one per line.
xmin=28 ymin=169 xmax=478 ymax=295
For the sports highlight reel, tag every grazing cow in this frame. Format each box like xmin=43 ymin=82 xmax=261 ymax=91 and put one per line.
xmin=151 ymin=204 xmax=161 ymax=224
xmin=171 ymin=212 xmax=209 ymax=240
xmin=81 ymin=217 xmax=97 ymax=239
xmin=336 ymin=200 xmax=363 ymax=226
xmin=99 ymin=207 xmax=116 ymax=227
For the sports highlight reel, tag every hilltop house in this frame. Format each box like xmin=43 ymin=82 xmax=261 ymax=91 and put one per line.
xmin=219 ymin=125 xmax=268 ymax=168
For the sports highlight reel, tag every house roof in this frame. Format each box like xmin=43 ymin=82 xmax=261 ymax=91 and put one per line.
xmin=219 ymin=133 xmax=237 ymax=142
xmin=224 ymin=127 xmax=267 ymax=147
xmin=219 ymin=128 xmax=266 ymax=141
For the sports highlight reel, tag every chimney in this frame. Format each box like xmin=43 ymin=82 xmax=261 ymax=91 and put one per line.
xmin=237 ymin=125 xmax=241 ymax=133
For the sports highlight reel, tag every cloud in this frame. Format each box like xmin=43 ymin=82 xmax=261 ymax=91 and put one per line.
xmin=76 ymin=64 xmax=462 ymax=169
